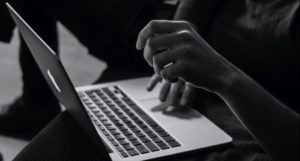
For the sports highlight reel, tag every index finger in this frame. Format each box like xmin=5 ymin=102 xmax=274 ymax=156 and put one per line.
xmin=147 ymin=74 xmax=162 ymax=91
xmin=136 ymin=20 xmax=191 ymax=50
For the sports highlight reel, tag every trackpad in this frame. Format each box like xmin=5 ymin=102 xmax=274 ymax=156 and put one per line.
xmin=140 ymin=99 xmax=202 ymax=121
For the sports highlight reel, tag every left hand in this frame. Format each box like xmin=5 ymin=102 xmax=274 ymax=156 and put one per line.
xmin=147 ymin=74 xmax=197 ymax=107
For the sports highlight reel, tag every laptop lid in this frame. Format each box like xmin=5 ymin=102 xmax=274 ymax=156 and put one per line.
xmin=6 ymin=3 xmax=112 ymax=160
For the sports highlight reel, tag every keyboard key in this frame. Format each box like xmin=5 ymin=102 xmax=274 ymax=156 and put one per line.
xmin=123 ymin=131 xmax=132 ymax=136
xmin=156 ymin=142 xmax=169 ymax=150
xmin=118 ymin=126 xmax=127 ymax=131
xmin=114 ymin=122 xmax=123 ymax=127
xmin=143 ymin=127 xmax=152 ymax=133
xmin=127 ymin=135 xmax=137 ymax=141
xmin=120 ymin=152 xmax=129 ymax=158
xmin=131 ymin=127 xmax=141 ymax=133
xmin=77 ymin=92 xmax=85 ymax=98
xmin=147 ymin=132 xmax=157 ymax=138
xmin=98 ymin=125 xmax=105 ymax=131
xmin=123 ymin=144 xmax=134 ymax=151
xmin=106 ymin=113 xmax=114 ymax=117
xmin=168 ymin=141 xmax=181 ymax=147
xmin=94 ymin=112 xmax=104 ymax=117
xmin=131 ymin=140 xmax=141 ymax=146
xmin=102 ymin=121 xmax=111 ymax=126
xmin=103 ymin=130 xmax=109 ymax=136
xmin=136 ymin=145 xmax=149 ymax=154
xmin=127 ymin=149 xmax=139 ymax=156
xmin=115 ymin=146 xmax=124 ymax=152
xmin=119 ymin=140 xmax=129 ymax=145
xmin=140 ymin=137 xmax=151 ymax=143
xmin=84 ymin=102 xmax=93 ymax=106
xmin=107 ymin=135 xmax=114 ymax=141
xmin=144 ymin=142 xmax=159 ymax=152
xmin=136 ymin=132 xmax=146 ymax=138
xmin=115 ymin=135 xmax=125 ymax=140
xmin=127 ymin=123 xmax=135 ymax=128
xmin=111 ymin=141 xmax=118 ymax=146
xmin=98 ymin=117 xmax=107 ymax=121
xmin=102 ymin=109 xmax=111 ymax=113
xmin=163 ymin=136 xmax=175 ymax=142
xmin=106 ymin=125 xmax=115 ymax=131
xmin=111 ymin=130 xmax=120 ymax=135
xmin=94 ymin=121 xmax=101 ymax=126
xmin=152 ymin=137 xmax=163 ymax=143
xmin=158 ymin=131 xmax=169 ymax=137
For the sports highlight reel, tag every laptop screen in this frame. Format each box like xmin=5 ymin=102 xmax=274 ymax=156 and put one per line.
xmin=6 ymin=3 xmax=112 ymax=160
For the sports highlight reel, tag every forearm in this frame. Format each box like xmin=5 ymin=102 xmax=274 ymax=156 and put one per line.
xmin=174 ymin=0 xmax=224 ymax=34
xmin=217 ymin=69 xmax=299 ymax=161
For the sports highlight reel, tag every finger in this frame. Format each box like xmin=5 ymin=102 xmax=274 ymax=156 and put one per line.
xmin=153 ymin=45 xmax=190 ymax=76
xmin=136 ymin=20 xmax=192 ymax=50
xmin=143 ymin=32 xmax=184 ymax=66
xmin=147 ymin=74 xmax=162 ymax=91
xmin=167 ymin=80 xmax=185 ymax=106
xmin=152 ymin=48 xmax=178 ymax=75
xmin=180 ymin=83 xmax=197 ymax=106
xmin=161 ymin=62 xmax=184 ymax=82
xmin=159 ymin=80 xmax=171 ymax=102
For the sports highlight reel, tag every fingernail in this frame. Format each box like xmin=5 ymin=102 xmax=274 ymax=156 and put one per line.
xmin=159 ymin=94 xmax=166 ymax=102
xmin=180 ymin=99 xmax=188 ymax=106
xmin=146 ymin=86 xmax=151 ymax=91
xmin=136 ymin=42 xmax=141 ymax=50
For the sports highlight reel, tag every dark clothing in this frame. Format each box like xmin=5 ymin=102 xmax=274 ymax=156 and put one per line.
xmin=175 ymin=0 xmax=300 ymax=113
xmin=0 ymin=0 xmax=299 ymax=161
xmin=2 ymin=0 xmax=168 ymax=109
xmin=205 ymin=0 xmax=300 ymax=113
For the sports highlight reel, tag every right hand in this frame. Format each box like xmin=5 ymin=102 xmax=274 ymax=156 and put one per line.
xmin=147 ymin=74 xmax=197 ymax=107
xmin=136 ymin=20 xmax=237 ymax=93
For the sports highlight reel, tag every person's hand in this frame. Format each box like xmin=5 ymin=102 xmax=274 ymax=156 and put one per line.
xmin=147 ymin=74 xmax=196 ymax=107
xmin=136 ymin=20 xmax=236 ymax=92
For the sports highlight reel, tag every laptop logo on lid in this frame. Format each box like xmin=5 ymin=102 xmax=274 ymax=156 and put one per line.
xmin=47 ymin=69 xmax=61 ymax=93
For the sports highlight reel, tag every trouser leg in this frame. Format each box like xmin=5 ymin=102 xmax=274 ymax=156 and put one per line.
xmin=30 ymin=0 xmax=170 ymax=67
xmin=29 ymin=0 xmax=175 ymax=83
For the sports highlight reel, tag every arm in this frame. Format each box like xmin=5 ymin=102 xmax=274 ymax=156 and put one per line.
xmin=217 ymin=67 xmax=299 ymax=161
xmin=174 ymin=0 xmax=224 ymax=34
xmin=146 ymin=0 xmax=226 ymax=108
xmin=136 ymin=20 xmax=299 ymax=161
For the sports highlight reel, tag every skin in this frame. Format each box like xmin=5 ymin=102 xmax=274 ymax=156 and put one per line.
xmin=147 ymin=74 xmax=196 ymax=107
xmin=136 ymin=20 xmax=299 ymax=161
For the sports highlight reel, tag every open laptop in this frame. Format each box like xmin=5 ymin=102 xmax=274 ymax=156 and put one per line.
xmin=6 ymin=3 xmax=232 ymax=161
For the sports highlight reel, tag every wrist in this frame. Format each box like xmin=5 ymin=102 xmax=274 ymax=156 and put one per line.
xmin=214 ymin=66 xmax=243 ymax=95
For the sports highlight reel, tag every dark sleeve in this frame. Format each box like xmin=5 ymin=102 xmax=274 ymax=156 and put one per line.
xmin=290 ymin=3 xmax=299 ymax=54
xmin=0 ymin=1 xmax=16 ymax=43
xmin=173 ymin=0 xmax=224 ymax=34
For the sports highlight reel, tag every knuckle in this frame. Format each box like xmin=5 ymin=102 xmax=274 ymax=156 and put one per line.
xmin=180 ymin=21 xmax=193 ymax=30
xmin=178 ymin=30 xmax=194 ymax=42
xmin=161 ymin=69 xmax=170 ymax=80
xmin=153 ymin=55 xmax=161 ymax=66
xmin=143 ymin=51 xmax=149 ymax=60
xmin=148 ymin=20 xmax=158 ymax=31
xmin=146 ymin=37 xmax=156 ymax=48
xmin=177 ymin=61 xmax=187 ymax=74
xmin=143 ymin=50 xmax=152 ymax=65
xmin=182 ymin=44 xmax=193 ymax=55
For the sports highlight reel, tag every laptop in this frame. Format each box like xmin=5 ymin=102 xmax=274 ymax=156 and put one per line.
xmin=6 ymin=3 xmax=232 ymax=161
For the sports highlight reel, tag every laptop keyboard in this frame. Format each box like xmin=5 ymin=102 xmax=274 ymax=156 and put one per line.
xmin=78 ymin=86 xmax=181 ymax=158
